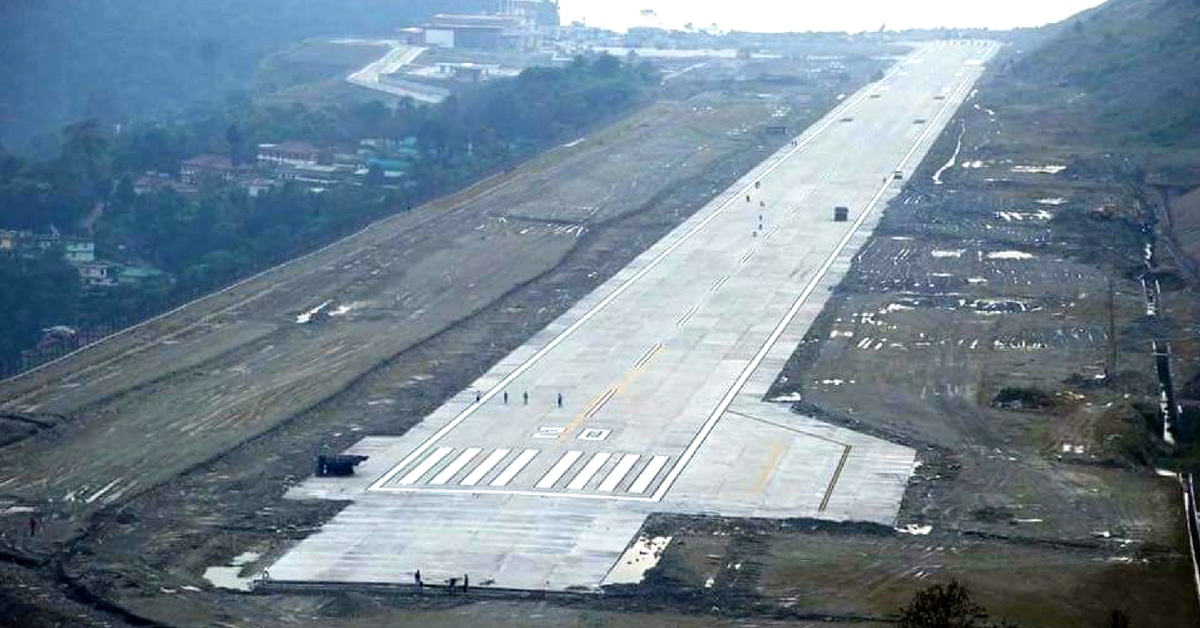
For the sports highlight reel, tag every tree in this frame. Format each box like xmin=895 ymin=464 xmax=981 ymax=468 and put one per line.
xmin=898 ymin=581 xmax=989 ymax=628
xmin=225 ymin=123 xmax=245 ymax=166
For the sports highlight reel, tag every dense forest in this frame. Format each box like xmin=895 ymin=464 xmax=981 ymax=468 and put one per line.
xmin=0 ymin=54 xmax=659 ymax=371
xmin=0 ymin=0 xmax=497 ymax=152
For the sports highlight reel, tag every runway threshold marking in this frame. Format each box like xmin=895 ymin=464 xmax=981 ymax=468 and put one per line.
xmin=368 ymin=42 xmax=990 ymax=500
xmin=490 ymin=449 xmax=538 ymax=487
xmin=651 ymin=48 xmax=995 ymax=503
xmin=460 ymin=448 xmax=509 ymax=486
xmin=598 ymin=453 xmax=641 ymax=492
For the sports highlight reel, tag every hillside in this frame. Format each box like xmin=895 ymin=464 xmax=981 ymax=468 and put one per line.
xmin=995 ymin=0 xmax=1200 ymax=148
xmin=0 ymin=0 xmax=491 ymax=153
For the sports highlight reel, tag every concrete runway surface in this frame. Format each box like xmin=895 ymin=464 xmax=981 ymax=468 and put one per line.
xmin=266 ymin=40 xmax=1000 ymax=592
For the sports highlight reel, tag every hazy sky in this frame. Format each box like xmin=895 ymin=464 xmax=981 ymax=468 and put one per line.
xmin=559 ymin=0 xmax=1108 ymax=33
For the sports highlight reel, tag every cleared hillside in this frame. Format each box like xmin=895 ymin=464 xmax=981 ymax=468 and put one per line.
xmin=995 ymin=0 xmax=1200 ymax=148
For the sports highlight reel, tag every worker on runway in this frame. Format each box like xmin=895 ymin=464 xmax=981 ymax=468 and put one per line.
xmin=503 ymin=391 xmax=508 ymax=404
xmin=523 ymin=391 xmax=529 ymax=405
xmin=463 ymin=574 xmax=469 ymax=592
xmin=557 ymin=392 xmax=563 ymax=408
xmin=475 ymin=391 xmax=481 ymax=403
xmin=414 ymin=570 xmax=422 ymax=590
xmin=28 ymin=516 xmax=36 ymax=537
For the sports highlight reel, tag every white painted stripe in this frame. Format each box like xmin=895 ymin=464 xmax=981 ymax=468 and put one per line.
xmin=535 ymin=450 xmax=583 ymax=489
xmin=429 ymin=448 xmax=481 ymax=485
xmin=567 ymin=452 xmax=612 ymax=490
xmin=397 ymin=447 xmax=453 ymax=485
xmin=629 ymin=455 xmax=669 ymax=494
xmin=490 ymin=449 xmax=538 ymax=487
xmin=598 ymin=454 xmax=640 ymax=492
xmin=460 ymin=448 xmax=509 ymax=486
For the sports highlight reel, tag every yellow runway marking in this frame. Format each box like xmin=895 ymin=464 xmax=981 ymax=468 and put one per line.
xmin=725 ymin=409 xmax=852 ymax=512
xmin=559 ymin=344 xmax=664 ymax=440
xmin=753 ymin=442 xmax=786 ymax=494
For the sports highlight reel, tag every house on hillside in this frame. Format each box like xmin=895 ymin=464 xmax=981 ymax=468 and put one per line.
xmin=133 ymin=171 xmax=178 ymax=195
xmin=179 ymin=154 xmax=249 ymax=185
xmin=76 ymin=261 xmax=117 ymax=287
xmin=63 ymin=238 xmax=95 ymax=263
xmin=257 ymin=141 xmax=324 ymax=166
xmin=418 ymin=13 xmax=542 ymax=51
xmin=0 ymin=230 xmax=18 ymax=255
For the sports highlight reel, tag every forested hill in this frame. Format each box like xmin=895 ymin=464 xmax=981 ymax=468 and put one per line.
xmin=1001 ymin=0 xmax=1200 ymax=147
xmin=0 ymin=0 xmax=491 ymax=152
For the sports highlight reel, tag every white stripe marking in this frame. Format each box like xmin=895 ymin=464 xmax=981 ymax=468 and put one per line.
xmin=490 ymin=449 xmax=538 ymax=487
xmin=460 ymin=449 xmax=509 ymax=486
xmin=567 ymin=452 xmax=612 ymax=490
xmin=598 ymin=454 xmax=640 ymax=492
xmin=398 ymin=447 xmax=453 ymax=485
xmin=429 ymin=448 xmax=481 ymax=485
xmin=629 ymin=455 xmax=669 ymax=494
xmin=536 ymin=450 xmax=583 ymax=489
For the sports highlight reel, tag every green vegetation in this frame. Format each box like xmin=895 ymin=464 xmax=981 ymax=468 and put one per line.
xmin=898 ymin=581 xmax=1133 ymax=628
xmin=0 ymin=55 xmax=660 ymax=371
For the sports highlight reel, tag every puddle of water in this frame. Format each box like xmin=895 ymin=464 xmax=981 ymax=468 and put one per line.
xmin=329 ymin=301 xmax=366 ymax=317
xmin=896 ymin=524 xmax=932 ymax=535
xmin=986 ymin=251 xmax=1036 ymax=260
xmin=296 ymin=301 xmax=330 ymax=324
xmin=604 ymin=536 xmax=671 ymax=585
xmin=203 ymin=551 xmax=261 ymax=591
xmin=1012 ymin=164 xmax=1065 ymax=174
xmin=932 ymin=122 xmax=964 ymax=185
xmin=930 ymin=249 xmax=965 ymax=258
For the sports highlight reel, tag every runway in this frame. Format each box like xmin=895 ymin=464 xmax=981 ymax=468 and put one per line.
xmin=266 ymin=40 xmax=1000 ymax=591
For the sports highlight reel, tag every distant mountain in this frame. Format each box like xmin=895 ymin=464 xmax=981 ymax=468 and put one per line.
xmin=0 ymin=0 xmax=492 ymax=152
xmin=1002 ymin=0 xmax=1200 ymax=148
